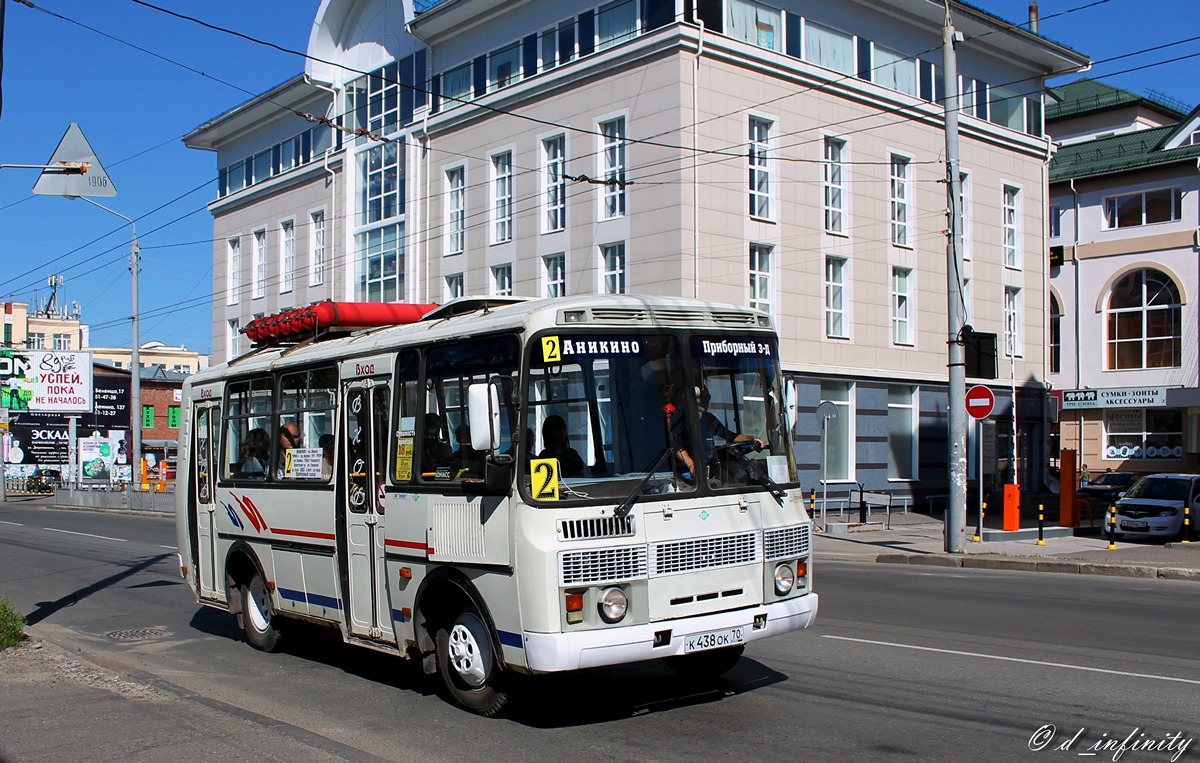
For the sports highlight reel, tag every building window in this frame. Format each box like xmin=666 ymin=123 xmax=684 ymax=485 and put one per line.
xmin=888 ymin=385 xmax=917 ymax=480
xmin=544 ymin=254 xmax=566 ymax=298
xmin=749 ymin=243 xmax=773 ymax=314
xmin=989 ymin=85 xmax=1024 ymax=131
xmin=27 ymin=332 xmax=45 ymax=349
xmin=820 ymin=381 xmax=853 ymax=481
xmin=601 ymin=242 xmax=626 ymax=294
xmin=168 ymin=406 xmax=181 ymax=429
xmin=227 ymin=319 xmax=240 ymax=360
xmin=492 ymin=152 xmax=513 ymax=244
xmin=823 ymin=137 xmax=845 ymax=234
xmin=748 ymin=117 xmax=772 ymax=219
xmin=600 ymin=117 xmax=626 ymax=219
xmin=889 ymin=155 xmax=911 ymax=247
xmin=492 ymin=264 xmax=513 ymax=296
xmin=280 ymin=220 xmax=295 ymax=293
xmin=1103 ymin=188 xmax=1182 ymax=229
xmin=227 ymin=237 xmax=241 ymax=305
xmin=1048 ymin=204 xmax=1062 ymax=239
xmin=442 ymin=62 xmax=472 ymax=105
xmin=1105 ymin=268 xmax=1181 ymax=370
xmin=445 ymin=273 xmax=464 ymax=301
xmin=360 ymin=141 xmax=404 ymax=225
xmin=489 ymin=43 xmax=521 ymax=91
xmin=252 ymin=230 xmax=267 ymax=298
xmin=446 ymin=166 xmax=465 ymax=254
xmin=1050 ymin=293 xmax=1062 ymax=374
xmin=598 ymin=0 xmax=637 ymax=49
xmin=357 ymin=223 xmax=404 ymax=302
xmin=1105 ymin=409 xmax=1183 ymax=460
xmin=52 ymin=333 xmax=70 ymax=351
xmin=824 ymin=256 xmax=847 ymax=338
xmin=891 ymin=267 xmax=912 ymax=346
xmin=959 ymin=171 xmax=971 ymax=260
xmin=874 ymin=44 xmax=917 ymax=96
xmin=310 ymin=211 xmax=325 ymax=286
xmin=1004 ymin=286 xmax=1022 ymax=358
xmin=804 ymin=20 xmax=854 ymax=75
xmin=544 ymin=135 xmax=567 ymax=232
xmin=1003 ymin=185 xmax=1021 ymax=269
xmin=726 ymin=0 xmax=781 ymax=51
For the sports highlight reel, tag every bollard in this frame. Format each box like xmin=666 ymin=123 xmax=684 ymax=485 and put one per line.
xmin=1184 ymin=506 xmax=1192 ymax=544
xmin=1107 ymin=505 xmax=1118 ymax=550
xmin=1036 ymin=503 xmax=1045 ymax=546
xmin=858 ymin=492 xmax=867 ymax=524
xmin=972 ymin=501 xmax=986 ymax=543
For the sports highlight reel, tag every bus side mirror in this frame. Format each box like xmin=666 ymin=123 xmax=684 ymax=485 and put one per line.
xmin=784 ymin=379 xmax=797 ymax=435
xmin=468 ymin=382 xmax=501 ymax=452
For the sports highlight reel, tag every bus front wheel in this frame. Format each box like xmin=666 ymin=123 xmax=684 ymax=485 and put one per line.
xmin=240 ymin=570 xmax=283 ymax=652
xmin=436 ymin=608 xmax=508 ymax=716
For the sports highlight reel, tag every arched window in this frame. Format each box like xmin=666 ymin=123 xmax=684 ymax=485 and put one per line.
xmin=1105 ymin=269 xmax=1181 ymax=370
xmin=1049 ymin=293 xmax=1061 ymax=374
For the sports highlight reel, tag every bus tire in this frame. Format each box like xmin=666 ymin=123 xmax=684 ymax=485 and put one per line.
xmin=240 ymin=570 xmax=283 ymax=652
xmin=436 ymin=607 xmax=508 ymax=716
xmin=664 ymin=645 xmax=744 ymax=678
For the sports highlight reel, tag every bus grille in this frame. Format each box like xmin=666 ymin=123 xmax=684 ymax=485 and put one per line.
xmin=557 ymin=516 xmax=634 ymax=541
xmin=764 ymin=524 xmax=811 ymax=560
xmin=559 ymin=546 xmax=648 ymax=585
xmin=651 ymin=532 xmax=758 ymax=576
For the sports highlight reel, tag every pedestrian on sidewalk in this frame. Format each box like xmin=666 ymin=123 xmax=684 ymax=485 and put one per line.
xmin=1080 ymin=464 xmax=1091 ymax=487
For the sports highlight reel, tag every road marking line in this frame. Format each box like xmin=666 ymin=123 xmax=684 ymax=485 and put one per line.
xmin=160 ymin=545 xmax=177 ymax=550
xmin=823 ymin=635 xmax=1200 ymax=686
xmin=0 ymin=520 xmax=24 ymax=526
xmin=43 ymin=528 xmax=127 ymax=543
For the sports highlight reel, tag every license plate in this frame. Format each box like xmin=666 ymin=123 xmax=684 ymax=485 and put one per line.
xmin=684 ymin=627 xmax=745 ymax=653
xmin=1120 ymin=520 xmax=1149 ymax=530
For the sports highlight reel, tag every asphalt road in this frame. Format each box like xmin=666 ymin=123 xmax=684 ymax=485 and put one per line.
xmin=1 ymin=500 xmax=1198 ymax=763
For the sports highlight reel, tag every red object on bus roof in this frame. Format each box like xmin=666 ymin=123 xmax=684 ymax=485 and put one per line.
xmin=242 ymin=301 xmax=438 ymax=345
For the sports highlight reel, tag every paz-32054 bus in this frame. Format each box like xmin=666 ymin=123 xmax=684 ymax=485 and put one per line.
xmin=176 ymin=295 xmax=817 ymax=714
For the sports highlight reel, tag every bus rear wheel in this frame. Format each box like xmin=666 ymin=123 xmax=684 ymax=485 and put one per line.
xmin=664 ymin=645 xmax=745 ymax=678
xmin=240 ymin=570 xmax=283 ymax=652
xmin=436 ymin=608 xmax=508 ymax=716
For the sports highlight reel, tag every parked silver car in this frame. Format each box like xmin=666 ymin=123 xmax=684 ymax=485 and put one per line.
xmin=1113 ymin=474 xmax=1200 ymax=540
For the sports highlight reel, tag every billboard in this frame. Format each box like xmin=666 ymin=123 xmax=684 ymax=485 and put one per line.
xmin=2 ymin=372 xmax=128 ymax=471
xmin=0 ymin=349 xmax=94 ymax=413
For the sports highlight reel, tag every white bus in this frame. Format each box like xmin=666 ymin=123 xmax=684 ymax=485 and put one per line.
xmin=176 ymin=295 xmax=817 ymax=714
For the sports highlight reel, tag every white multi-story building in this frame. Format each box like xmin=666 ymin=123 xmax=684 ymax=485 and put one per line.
xmin=185 ymin=0 xmax=1087 ymax=501
xmin=1047 ymin=79 xmax=1200 ymax=474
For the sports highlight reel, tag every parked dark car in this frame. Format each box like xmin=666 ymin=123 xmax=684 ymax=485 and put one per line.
xmin=1077 ymin=471 xmax=1140 ymax=510
xmin=29 ymin=467 xmax=63 ymax=493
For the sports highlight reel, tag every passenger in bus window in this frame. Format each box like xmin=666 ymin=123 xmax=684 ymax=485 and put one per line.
xmin=239 ymin=428 xmax=270 ymax=477
xmin=453 ymin=423 xmax=485 ymax=479
xmin=538 ymin=415 xmax=584 ymax=478
xmin=276 ymin=423 xmax=302 ymax=478
xmin=422 ymin=413 xmax=453 ymax=470
xmin=319 ymin=434 xmax=335 ymax=479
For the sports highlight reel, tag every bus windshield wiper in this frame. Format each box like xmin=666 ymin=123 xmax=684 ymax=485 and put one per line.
xmin=722 ymin=443 xmax=787 ymax=506
xmin=614 ymin=448 xmax=672 ymax=519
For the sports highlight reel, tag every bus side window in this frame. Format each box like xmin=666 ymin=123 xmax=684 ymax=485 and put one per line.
xmin=223 ymin=377 xmax=273 ymax=481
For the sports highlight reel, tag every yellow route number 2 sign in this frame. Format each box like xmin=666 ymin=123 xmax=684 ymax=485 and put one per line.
xmin=530 ymin=457 xmax=560 ymax=501
xmin=541 ymin=336 xmax=561 ymax=363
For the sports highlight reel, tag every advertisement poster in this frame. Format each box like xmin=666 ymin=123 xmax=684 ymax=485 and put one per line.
xmin=0 ymin=349 xmax=93 ymax=413
xmin=3 ymin=371 xmax=129 ymax=472
xmin=79 ymin=437 xmax=118 ymax=482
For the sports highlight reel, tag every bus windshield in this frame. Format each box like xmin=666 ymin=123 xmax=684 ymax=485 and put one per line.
xmin=523 ymin=331 xmax=796 ymax=505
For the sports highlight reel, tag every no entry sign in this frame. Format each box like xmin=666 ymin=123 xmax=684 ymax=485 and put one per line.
xmin=966 ymin=385 xmax=995 ymax=419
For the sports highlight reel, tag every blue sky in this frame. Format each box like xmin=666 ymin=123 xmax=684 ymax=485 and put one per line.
xmin=0 ymin=0 xmax=1196 ymax=356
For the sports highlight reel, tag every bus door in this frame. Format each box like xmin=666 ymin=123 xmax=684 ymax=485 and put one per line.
xmin=192 ymin=401 xmax=221 ymax=600
xmin=342 ymin=378 xmax=393 ymax=642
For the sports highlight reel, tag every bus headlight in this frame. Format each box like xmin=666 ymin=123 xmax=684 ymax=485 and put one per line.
xmin=598 ymin=587 xmax=628 ymax=623
xmin=773 ymin=563 xmax=795 ymax=595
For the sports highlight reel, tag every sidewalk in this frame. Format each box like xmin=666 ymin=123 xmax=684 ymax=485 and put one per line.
xmin=814 ymin=509 xmax=1200 ymax=581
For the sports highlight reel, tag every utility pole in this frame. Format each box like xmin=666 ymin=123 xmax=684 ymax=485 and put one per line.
xmin=942 ymin=6 xmax=967 ymax=553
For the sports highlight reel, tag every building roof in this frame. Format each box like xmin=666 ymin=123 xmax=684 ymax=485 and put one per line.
xmin=1050 ymin=124 xmax=1200 ymax=181
xmin=1047 ymin=78 xmax=1189 ymax=122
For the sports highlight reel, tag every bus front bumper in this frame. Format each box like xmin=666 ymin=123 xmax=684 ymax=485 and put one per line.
xmin=521 ymin=592 xmax=818 ymax=673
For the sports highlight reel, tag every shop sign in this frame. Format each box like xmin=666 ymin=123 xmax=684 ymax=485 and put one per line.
xmin=1061 ymin=387 xmax=1166 ymax=410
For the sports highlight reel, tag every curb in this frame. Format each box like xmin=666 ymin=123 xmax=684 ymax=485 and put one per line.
xmin=874 ymin=553 xmax=1200 ymax=581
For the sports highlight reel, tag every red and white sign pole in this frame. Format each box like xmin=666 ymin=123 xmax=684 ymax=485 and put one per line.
xmin=966 ymin=385 xmax=994 ymax=541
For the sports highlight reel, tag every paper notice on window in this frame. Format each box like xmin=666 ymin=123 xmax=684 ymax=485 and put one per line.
xmin=766 ymin=455 xmax=788 ymax=485
xmin=286 ymin=447 xmax=324 ymax=479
